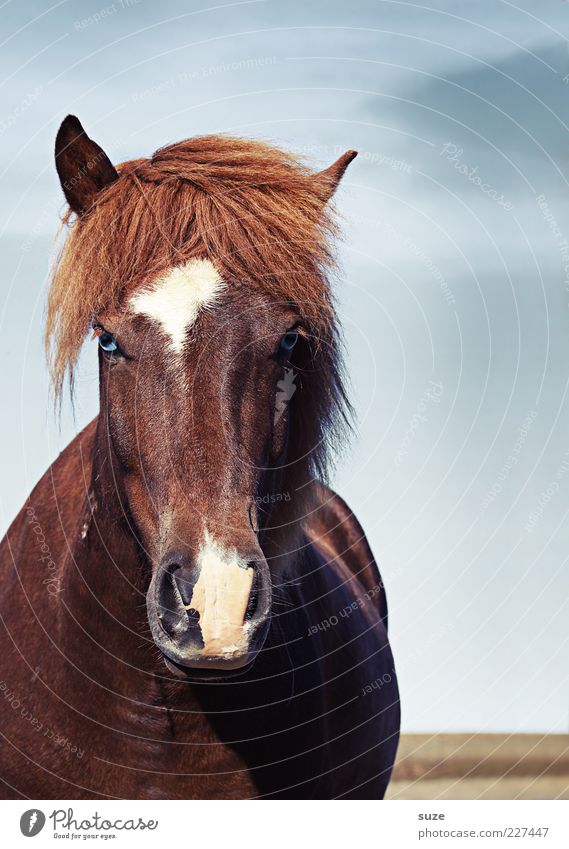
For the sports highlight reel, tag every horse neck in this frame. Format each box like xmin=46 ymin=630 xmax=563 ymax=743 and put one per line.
xmin=58 ymin=415 xmax=157 ymax=684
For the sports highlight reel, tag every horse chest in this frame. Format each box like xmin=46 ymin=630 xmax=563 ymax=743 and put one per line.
xmin=98 ymin=705 xmax=260 ymax=799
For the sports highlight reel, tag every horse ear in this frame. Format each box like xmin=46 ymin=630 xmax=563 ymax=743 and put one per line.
xmin=55 ymin=115 xmax=119 ymax=216
xmin=312 ymin=149 xmax=358 ymax=204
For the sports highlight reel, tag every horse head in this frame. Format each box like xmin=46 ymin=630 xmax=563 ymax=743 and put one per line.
xmin=50 ymin=116 xmax=355 ymax=676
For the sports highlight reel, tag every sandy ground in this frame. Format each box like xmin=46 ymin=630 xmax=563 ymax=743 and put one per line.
xmin=386 ymin=734 xmax=569 ymax=800
xmin=388 ymin=776 xmax=569 ymax=799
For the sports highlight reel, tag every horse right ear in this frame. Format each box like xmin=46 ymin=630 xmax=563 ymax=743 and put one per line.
xmin=55 ymin=115 xmax=119 ymax=216
xmin=311 ymin=149 xmax=358 ymax=205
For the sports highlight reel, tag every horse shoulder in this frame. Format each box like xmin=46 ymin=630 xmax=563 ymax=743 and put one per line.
xmin=303 ymin=482 xmax=388 ymax=629
xmin=299 ymin=484 xmax=400 ymax=798
xmin=0 ymin=418 xmax=98 ymax=596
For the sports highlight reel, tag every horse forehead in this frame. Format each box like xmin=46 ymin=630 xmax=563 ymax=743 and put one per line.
xmin=128 ymin=258 xmax=225 ymax=353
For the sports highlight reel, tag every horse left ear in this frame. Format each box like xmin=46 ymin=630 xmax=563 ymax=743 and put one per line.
xmin=55 ymin=115 xmax=119 ymax=216
xmin=312 ymin=149 xmax=358 ymax=204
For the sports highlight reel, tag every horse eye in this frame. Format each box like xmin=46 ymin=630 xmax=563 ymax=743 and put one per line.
xmin=98 ymin=331 xmax=118 ymax=353
xmin=279 ymin=330 xmax=299 ymax=356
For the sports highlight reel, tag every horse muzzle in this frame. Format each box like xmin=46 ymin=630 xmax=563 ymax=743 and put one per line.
xmin=146 ymin=543 xmax=271 ymax=675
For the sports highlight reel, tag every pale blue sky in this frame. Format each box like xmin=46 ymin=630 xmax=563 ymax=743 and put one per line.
xmin=1 ymin=0 xmax=569 ymax=733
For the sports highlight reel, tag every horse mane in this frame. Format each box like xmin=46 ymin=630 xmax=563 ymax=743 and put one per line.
xmin=46 ymin=134 xmax=352 ymax=558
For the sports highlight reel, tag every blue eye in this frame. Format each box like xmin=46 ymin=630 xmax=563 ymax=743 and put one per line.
xmin=279 ymin=330 xmax=299 ymax=356
xmin=98 ymin=331 xmax=118 ymax=353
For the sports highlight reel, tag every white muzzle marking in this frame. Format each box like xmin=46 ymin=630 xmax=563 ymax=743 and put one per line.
xmin=188 ymin=532 xmax=253 ymax=659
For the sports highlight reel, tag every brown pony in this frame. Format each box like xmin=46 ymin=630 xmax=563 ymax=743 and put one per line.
xmin=0 ymin=116 xmax=399 ymax=799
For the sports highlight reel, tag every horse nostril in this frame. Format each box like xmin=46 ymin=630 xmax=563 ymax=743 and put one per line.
xmin=157 ymin=564 xmax=186 ymax=635
xmin=155 ymin=558 xmax=201 ymax=639
xmin=171 ymin=565 xmax=202 ymax=629
xmin=185 ymin=607 xmax=200 ymax=626
xmin=174 ymin=568 xmax=194 ymax=607
xmin=245 ymin=566 xmax=260 ymax=622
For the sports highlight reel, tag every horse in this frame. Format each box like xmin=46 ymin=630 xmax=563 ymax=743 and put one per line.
xmin=0 ymin=116 xmax=400 ymax=799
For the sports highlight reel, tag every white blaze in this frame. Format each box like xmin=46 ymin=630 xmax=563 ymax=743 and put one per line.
xmin=129 ymin=258 xmax=224 ymax=353
xmin=189 ymin=531 xmax=253 ymax=659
